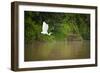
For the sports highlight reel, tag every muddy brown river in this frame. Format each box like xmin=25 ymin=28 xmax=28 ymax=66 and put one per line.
xmin=25 ymin=40 xmax=90 ymax=61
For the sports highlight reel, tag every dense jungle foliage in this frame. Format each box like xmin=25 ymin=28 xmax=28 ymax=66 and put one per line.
xmin=24 ymin=11 xmax=90 ymax=43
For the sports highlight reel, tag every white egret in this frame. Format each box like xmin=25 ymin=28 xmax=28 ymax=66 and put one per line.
xmin=41 ymin=21 xmax=52 ymax=35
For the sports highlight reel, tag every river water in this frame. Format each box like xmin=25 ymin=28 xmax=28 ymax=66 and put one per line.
xmin=25 ymin=40 xmax=90 ymax=61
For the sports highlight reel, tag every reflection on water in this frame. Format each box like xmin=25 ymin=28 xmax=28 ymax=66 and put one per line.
xmin=24 ymin=40 xmax=90 ymax=61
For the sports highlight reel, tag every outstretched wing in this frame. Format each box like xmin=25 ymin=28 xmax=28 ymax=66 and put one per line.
xmin=43 ymin=22 xmax=48 ymax=31
xmin=41 ymin=21 xmax=49 ymax=34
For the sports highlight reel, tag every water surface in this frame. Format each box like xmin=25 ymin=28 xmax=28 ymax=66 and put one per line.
xmin=25 ymin=40 xmax=90 ymax=61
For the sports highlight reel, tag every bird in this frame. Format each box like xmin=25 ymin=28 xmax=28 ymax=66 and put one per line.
xmin=41 ymin=21 xmax=52 ymax=35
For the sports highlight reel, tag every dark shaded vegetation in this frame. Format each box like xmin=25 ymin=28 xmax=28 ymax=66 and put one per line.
xmin=24 ymin=11 xmax=90 ymax=43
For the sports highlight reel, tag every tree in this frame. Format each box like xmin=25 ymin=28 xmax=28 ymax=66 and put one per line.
xmin=24 ymin=11 xmax=90 ymax=43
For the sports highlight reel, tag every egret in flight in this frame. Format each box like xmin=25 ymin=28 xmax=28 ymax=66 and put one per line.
xmin=41 ymin=21 xmax=52 ymax=35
